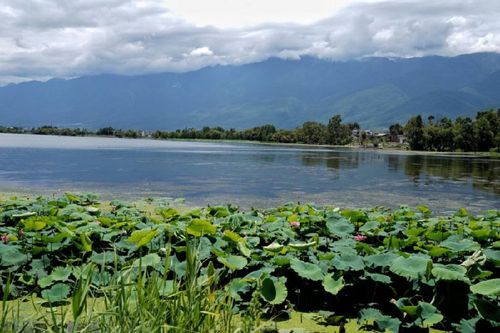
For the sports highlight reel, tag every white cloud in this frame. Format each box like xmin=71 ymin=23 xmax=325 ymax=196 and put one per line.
xmin=190 ymin=46 xmax=214 ymax=57
xmin=0 ymin=0 xmax=499 ymax=85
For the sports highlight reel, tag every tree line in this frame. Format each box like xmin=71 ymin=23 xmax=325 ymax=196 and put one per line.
xmin=1 ymin=109 xmax=498 ymax=152
xmin=151 ymin=115 xmax=357 ymax=145
xmin=402 ymin=109 xmax=499 ymax=152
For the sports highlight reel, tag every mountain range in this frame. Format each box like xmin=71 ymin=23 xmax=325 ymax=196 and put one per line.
xmin=1 ymin=52 xmax=500 ymax=130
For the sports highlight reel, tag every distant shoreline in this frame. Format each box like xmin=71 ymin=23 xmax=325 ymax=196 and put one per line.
xmin=1 ymin=131 xmax=498 ymax=159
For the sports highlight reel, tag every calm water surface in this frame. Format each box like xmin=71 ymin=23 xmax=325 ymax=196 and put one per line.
xmin=0 ymin=133 xmax=498 ymax=212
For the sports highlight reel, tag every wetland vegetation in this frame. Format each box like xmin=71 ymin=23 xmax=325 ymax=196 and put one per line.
xmin=0 ymin=193 xmax=498 ymax=332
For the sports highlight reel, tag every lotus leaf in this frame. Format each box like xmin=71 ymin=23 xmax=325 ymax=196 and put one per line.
xmin=326 ymin=218 xmax=354 ymax=238
xmin=431 ymin=264 xmax=469 ymax=282
xmin=127 ymin=228 xmax=157 ymax=247
xmin=389 ymin=255 xmax=431 ymax=280
xmin=261 ymin=277 xmax=287 ymax=304
xmin=41 ymin=283 xmax=70 ymax=302
xmin=217 ymin=255 xmax=247 ymax=270
xmin=289 ymin=258 xmax=323 ymax=281
xmin=263 ymin=242 xmax=284 ymax=253
xmin=186 ymin=219 xmax=216 ymax=236
xmin=470 ymin=279 xmax=500 ymax=297
xmin=322 ymin=275 xmax=345 ymax=295
xmin=359 ymin=308 xmax=401 ymax=333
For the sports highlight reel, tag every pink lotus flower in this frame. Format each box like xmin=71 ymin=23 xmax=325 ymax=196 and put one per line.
xmin=354 ymin=234 xmax=367 ymax=242
xmin=1 ymin=234 xmax=8 ymax=244
xmin=289 ymin=221 xmax=300 ymax=228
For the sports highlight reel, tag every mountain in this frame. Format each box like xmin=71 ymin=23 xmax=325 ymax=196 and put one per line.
xmin=1 ymin=53 xmax=500 ymax=130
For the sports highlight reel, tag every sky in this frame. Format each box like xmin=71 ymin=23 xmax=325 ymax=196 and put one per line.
xmin=0 ymin=0 xmax=499 ymax=85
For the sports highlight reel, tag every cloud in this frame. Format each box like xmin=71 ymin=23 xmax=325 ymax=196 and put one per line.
xmin=189 ymin=47 xmax=214 ymax=57
xmin=0 ymin=0 xmax=499 ymax=85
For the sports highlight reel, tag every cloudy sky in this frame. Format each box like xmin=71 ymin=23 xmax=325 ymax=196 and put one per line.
xmin=0 ymin=0 xmax=499 ymax=85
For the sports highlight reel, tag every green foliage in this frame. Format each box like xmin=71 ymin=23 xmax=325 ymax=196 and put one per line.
xmin=0 ymin=194 xmax=499 ymax=332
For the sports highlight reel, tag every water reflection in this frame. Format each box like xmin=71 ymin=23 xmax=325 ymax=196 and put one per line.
xmin=0 ymin=134 xmax=498 ymax=210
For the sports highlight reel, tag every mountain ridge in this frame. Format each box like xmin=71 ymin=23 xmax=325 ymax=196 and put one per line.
xmin=1 ymin=52 xmax=499 ymax=129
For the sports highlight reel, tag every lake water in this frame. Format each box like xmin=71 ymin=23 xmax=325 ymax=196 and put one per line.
xmin=0 ymin=133 xmax=498 ymax=212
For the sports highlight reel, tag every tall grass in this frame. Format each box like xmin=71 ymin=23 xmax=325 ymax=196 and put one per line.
xmin=0 ymin=241 xmax=262 ymax=333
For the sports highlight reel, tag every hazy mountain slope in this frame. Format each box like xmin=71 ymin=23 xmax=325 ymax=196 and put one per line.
xmin=0 ymin=53 xmax=499 ymax=129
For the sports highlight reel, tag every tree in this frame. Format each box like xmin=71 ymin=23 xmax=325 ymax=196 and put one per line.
xmin=389 ymin=123 xmax=403 ymax=142
xmin=298 ymin=121 xmax=327 ymax=144
xmin=404 ymin=115 xmax=425 ymax=150
xmin=453 ymin=117 xmax=475 ymax=151
xmin=326 ymin=115 xmax=352 ymax=145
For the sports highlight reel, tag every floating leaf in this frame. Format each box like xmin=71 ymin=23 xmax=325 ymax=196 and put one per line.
xmin=365 ymin=253 xmax=399 ymax=268
xmin=91 ymin=251 xmax=116 ymax=266
xmin=390 ymin=255 xmax=431 ymax=280
xmin=41 ymin=283 xmax=70 ymax=302
xmin=289 ymin=258 xmax=323 ymax=281
xmin=322 ymin=275 xmax=345 ymax=295
xmin=332 ymin=253 xmax=365 ymax=271
xmin=217 ymin=255 xmax=247 ymax=270
xmin=431 ymin=264 xmax=469 ymax=282
xmin=416 ymin=302 xmax=443 ymax=326
xmin=127 ymin=228 xmax=157 ymax=248
xmin=23 ymin=219 xmax=47 ymax=231
xmin=326 ymin=219 xmax=355 ymax=238
xmin=50 ymin=266 xmax=72 ymax=282
xmin=288 ymin=241 xmax=317 ymax=250
xmin=186 ymin=219 xmax=216 ymax=237
xmin=263 ymin=242 xmax=284 ymax=253
xmin=0 ymin=245 xmax=29 ymax=267
xmin=261 ymin=277 xmax=287 ymax=305
xmin=359 ymin=308 xmax=401 ymax=333
xmin=133 ymin=253 xmax=162 ymax=268
xmin=470 ymin=279 xmax=500 ymax=297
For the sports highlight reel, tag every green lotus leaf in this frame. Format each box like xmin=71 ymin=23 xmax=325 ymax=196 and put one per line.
xmin=133 ymin=253 xmax=162 ymax=268
xmin=223 ymin=230 xmax=244 ymax=243
xmin=289 ymin=258 xmax=324 ymax=281
xmin=157 ymin=280 xmax=175 ymax=296
xmin=263 ymin=242 xmax=284 ymax=253
xmin=79 ymin=233 xmax=92 ymax=252
xmin=261 ymin=277 xmax=287 ymax=305
xmin=364 ymin=253 xmax=400 ymax=268
xmin=127 ymin=228 xmax=157 ymax=247
xmin=217 ymin=255 xmax=247 ymax=271
xmin=41 ymin=283 xmax=70 ymax=302
xmin=470 ymin=279 xmax=500 ymax=297
xmin=228 ymin=278 xmax=251 ymax=301
xmin=359 ymin=221 xmax=380 ymax=233
xmin=91 ymin=251 xmax=116 ymax=266
xmin=365 ymin=272 xmax=392 ymax=284
xmin=416 ymin=302 xmax=443 ymax=326
xmin=332 ymin=253 xmax=365 ymax=271
xmin=440 ymin=236 xmax=480 ymax=253
xmin=237 ymin=242 xmax=251 ymax=257
xmin=288 ymin=241 xmax=316 ymax=250
xmin=12 ymin=212 xmax=36 ymax=219
xmin=428 ymin=246 xmax=450 ymax=257
xmin=50 ymin=266 xmax=72 ymax=282
xmin=326 ymin=219 xmax=355 ymax=238
xmin=0 ymin=245 xmax=30 ymax=267
xmin=322 ymin=275 xmax=345 ymax=295
xmin=38 ymin=275 xmax=54 ymax=288
xmin=22 ymin=218 xmax=47 ymax=231
xmin=431 ymin=264 xmax=469 ymax=282
xmin=359 ymin=308 xmax=401 ymax=333
xmin=389 ymin=255 xmax=431 ymax=280
xmin=483 ymin=249 xmax=500 ymax=265
xmin=186 ymin=219 xmax=216 ymax=236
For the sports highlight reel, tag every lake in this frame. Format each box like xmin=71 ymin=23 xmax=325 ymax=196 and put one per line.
xmin=0 ymin=133 xmax=498 ymax=212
